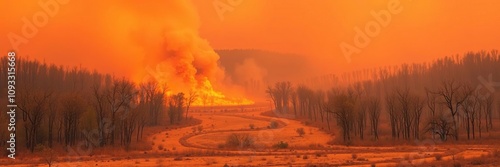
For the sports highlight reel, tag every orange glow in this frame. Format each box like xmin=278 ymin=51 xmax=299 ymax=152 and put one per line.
xmin=192 ymin=77 xmax=254 ymax=106
xmin=1 ymin=0 xmax=499 ymax=104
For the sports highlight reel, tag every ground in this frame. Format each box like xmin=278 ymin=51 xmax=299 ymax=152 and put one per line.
xmin=1 ymin=106 xmax=499 ymax=167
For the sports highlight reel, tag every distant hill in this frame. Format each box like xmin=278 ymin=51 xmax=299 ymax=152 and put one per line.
xmin=216 ymin=49 xmax=310 ymax=83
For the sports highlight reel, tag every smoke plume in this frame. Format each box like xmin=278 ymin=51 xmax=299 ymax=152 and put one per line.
xmin=1 ymin=0 xmax=250 ymax=105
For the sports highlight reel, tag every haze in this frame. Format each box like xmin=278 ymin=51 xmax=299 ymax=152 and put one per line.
xmin=2 ymin=1 xmax=499 ymax=78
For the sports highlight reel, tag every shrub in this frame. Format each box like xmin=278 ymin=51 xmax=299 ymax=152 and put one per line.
xmin=225 ymin=133 xmax=255 ymax=148
xmin=302 ymin=155 xmax=309 ymax=159
xmin=471 ymin=159 xmax=484 ymax=165
xmin=452 ymin=162 xmax=461 ymax=167
xmin=370 ymin=163 xmax=376 ymax=167
xmin=197 ymin=125 xmax=203 ymax=133
xmin=158 ymin=144 xmax=164 ymax=150
xmin=36 ymin=144 xmax=57 ymax=167
xmin=249 ymin=124 xmax=255 ymax=129
xmin=492 ymin=149 xmax=500 ymax=157
xmin=269 ymin=121 xmax=279 ymax=129
xmin=204 ymin=158 xmax=217 ymax=165
xmin=434 ymin=154 xmax=442 ymax=161
xmin=273 ymin=141 xmax=289 ymax=149
xmin=296 ymin=128 xmax=305 ymax=137
xmin=351 ymin=153 xmax=358 ymax=160
xmin=453 ymin=155 xmax=464 ymax=160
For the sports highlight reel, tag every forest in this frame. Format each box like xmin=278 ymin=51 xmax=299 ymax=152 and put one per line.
xmin=266 ymin=50 xmax=500 ymax=144
xmin=0 ymin=57 xmax=196 ymax=154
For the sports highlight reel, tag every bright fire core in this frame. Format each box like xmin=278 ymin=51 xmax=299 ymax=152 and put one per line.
xmin=192 ymin=78 xmax=254 ymax=106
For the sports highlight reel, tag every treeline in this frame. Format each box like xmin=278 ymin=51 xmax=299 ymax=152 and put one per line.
xmin=267 ymin=50 xmax=500 ymax=143
xmin=0 ymin=57 xmax=196 ymax=152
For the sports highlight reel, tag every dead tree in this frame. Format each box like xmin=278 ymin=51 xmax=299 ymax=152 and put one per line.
xmin=105 ymin=78 xmax=136 ymax=145
xmin=185 ymin=90 xmax=198 ymax=119
xmin=432 ymin=80 xmax=472 ymax=141
xmin=169 ymin=93 xmax=185 ymax=124
xmin=61 ymin=94 xmax=85 ymax=147
xmin=367 ymin=97 xmax=381 ymax=140
xmin=18 ymin=89 xmax=52 ymax=152
xmin=326 ymin=91 xmax=356 ymax=143
xmin=411 ymin=95 xmax=424 ymax=140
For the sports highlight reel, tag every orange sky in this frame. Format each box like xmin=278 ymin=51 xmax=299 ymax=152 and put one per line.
xmin=1 ymin=0 xmax=499 ymax=78
xmin=194 ymin=0 xmax=500 ymax=74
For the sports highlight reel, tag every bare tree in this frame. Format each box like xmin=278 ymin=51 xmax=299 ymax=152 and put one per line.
xmin=276 ymin=81 xmax=293 ymax=113
xmin=185 ymin=90 xmax=198 ymax=119
xmin=290 ymin=90 xmax=298 ymax=117
xmin=484 ymin=95 xmax=494 ymax=131
xmin=18 ymin=88 xmax=52 ymax=152
xmin=169 ymin=93 xmax=185 ymax=124
xmin=385 ymin=93 xmax=400 ymax=139
xmin=91 ymin=83 xmax=108 ymax=146
xmin=46 ymin=94 xmax=59 ymax=148
xmin=395 ymin=88 xmax=413 ymax=140
xmin=326 ymin=91 xmax=356 ymax=143
xmin=428 ymin=112 xmax=454 ymax=141
xmin=266 ymin=85 xmax=279 ymax=112
xmin=367 ymin=97 xmax=381 ymax=140
xmin=61 ymin=94 xmax=85 ymax=146
xmin=105 ymin=78 xmax=136 ymax=145
xmin=432 ymin=80 xmax=472 ymax=140
xmin=266 ymin=81 xmax=293 ymax=113
xmin=411 ymin=95 xmax=424 ymax=140
xmin=426 ymin=89 xmax=439 ymax=140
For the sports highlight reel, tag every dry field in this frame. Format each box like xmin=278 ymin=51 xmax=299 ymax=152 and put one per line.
xmin=1 ymin=106 xmax=499 ymax=167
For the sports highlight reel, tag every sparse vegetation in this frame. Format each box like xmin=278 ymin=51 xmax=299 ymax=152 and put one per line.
xmin=158 ymin=144 xmax=164 ymax=150
xmin=296 ymin=127 xmax=305 ymax=137
xmin=492 ymin=149 xmax=500 ymax=157
xmin=204 ymin=158 xmax=217 ymax=165
xmin=434 ymin=154 xmax=443 ymax=161
xmin=35 ymin=145 xmax=57 ymax=167
xmin=273 ymin=141 xmax=289 ymax=149
xmin=249 ymin=123 xmax=255 ymax=129
xmin=269 ymin=121 xmax=279 ymax=129
xmin=351 ymin=153 xmax=358 ymax=160
xmin=471 ymin=159 xmax=484 ymax=165
xmin=225 ymin=133 xmax=255 ymax=148
xmin=197 ymin=125 xmax=203 ymax=133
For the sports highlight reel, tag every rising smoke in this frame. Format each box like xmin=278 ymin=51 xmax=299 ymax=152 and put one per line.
xmin=1 ymin=0 xmax=251 ymax=105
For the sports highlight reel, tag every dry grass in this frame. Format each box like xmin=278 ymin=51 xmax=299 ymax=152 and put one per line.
xmin=225 ymin=133 xmax=255 ymax=148
xmin=203 ymin=158 xmax=217 ymax=165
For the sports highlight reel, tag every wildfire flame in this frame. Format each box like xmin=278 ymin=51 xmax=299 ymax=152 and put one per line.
xmin=111 ymin=0 xmax=254 ymax=106
xmin=192 ymin=77 xmax=254 ymax=106
xmin=141 ymin=65 xmax=254 ymax=106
